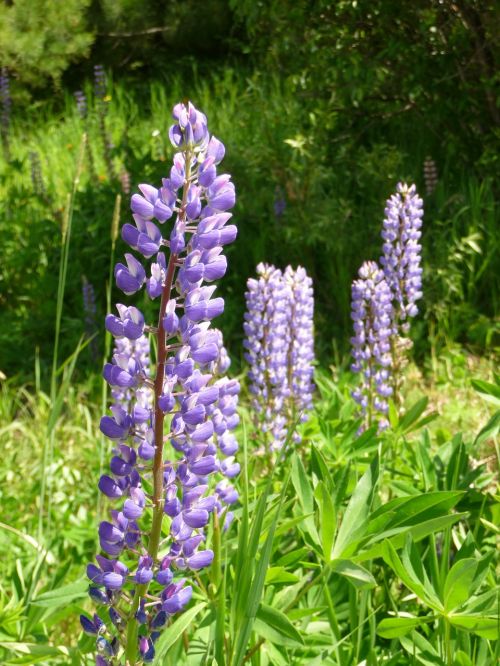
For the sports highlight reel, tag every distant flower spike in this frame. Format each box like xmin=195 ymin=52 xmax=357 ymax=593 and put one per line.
xmin=244 ymin=263 xmax=314 ymax=450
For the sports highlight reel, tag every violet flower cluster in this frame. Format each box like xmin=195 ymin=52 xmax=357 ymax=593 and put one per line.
xmin=1 ymin=67 xmax=11 ymax=157
xmin=380 ymin=182 xmax=423 ymax=332
xmin=74 ymin=90 xmax=88 ymax=119
xmin=82 ymin=276 xmax=99 ymax=362
xmin=423 ymin=156 xmax=438 ymax=196
xmin=81 ymin=101 xmax=240 ymax=665
xmin=244 ymin=263 xmax=314 ymax=451
xmin=350 ymin=182 xmax=424 ymax=429
xmin=350 ymin=261 xmax=393 ymax=430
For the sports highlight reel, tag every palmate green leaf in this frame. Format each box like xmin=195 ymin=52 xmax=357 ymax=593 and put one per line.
xmin=399 ymin=631 xmax=446 ymax=666
xmin=0 ymin=642 xmax=72 ymax=663
xmin=31 ymin=578 xmax=87 ymax=608
xmin=377 ymin=615 xmax=429 ymax=638
xmin=310 ymin=444 xmax=333 ymax=488
xmin=448 ymin=614 xmax=499 ymax=639
xmin=367 ymin=491 xmax=464 ymax=532
xmin=153 ymin=602 xmax=206 ymax=663
xmin=330 ymin=558 xmax=376 ymax=589
xmin=444 ymin=558 xmax=478 ymax=612
xmin=331 ymin=455 xmax=379 ymax=559
xmin=382 ymin=540 xmax=443 ymax=612
xmin=256 ymin=603 xmax=304 ymax=646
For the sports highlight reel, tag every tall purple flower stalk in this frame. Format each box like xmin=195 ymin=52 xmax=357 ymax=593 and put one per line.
xmin=1 ymin=67 xmax=11 ymax=159
xmin=380 ymin=182 xmax=423 ymax=333
xmin=74 ymin=90 xmax=88 ymax=119
xmin=244 ymin=263 xmax=314 ymax=451
xmin=82 ymin=276 xmax=100 ymax=362
xmin=350 ymin=261 xmax=393 ymax=431
xmin=82 ymin=101 xmax=239 ymax=664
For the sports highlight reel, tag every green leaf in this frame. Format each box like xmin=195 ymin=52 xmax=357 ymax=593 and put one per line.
xmin=256 ymin=603 xmax=304 ymax=646
xmin=377 ymin=616 xmax=428 ymax=638
xmin=332 ymin=455 xmax=378 ymax=559
xmin=291 ymin=453 xmax=319 ymax=545
xmin=448 ymin=614 xmax=499 ymax=639
xmin=330 ymin=558 xmax=376 ymax=589
xmin=265 ymin=567 xmax=299 ymax=585
xmin=315 ymin=481 xmax=335 ymax=562
xmin=474 ymin=411 xmax=500 ymax=446
xmin=471 ymin=379 xmax=500 ymax=405
xmin=399 ymin=631 xmax=445 ymax=666
xmin=31 ymin=579 xmax=88 ymax=608
xmin=444 ymin=559 xmax=478 ymax=612
xmin=382 ymin=541 xmax=442 ymax=612
xmin=153 ymin=602 xmax=206 ymax=662
xmin=398 ymin=397 xmax=428 ymax=433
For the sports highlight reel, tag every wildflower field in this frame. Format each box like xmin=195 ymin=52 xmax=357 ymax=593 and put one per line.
xmin=0 ymin=2 xmax=498 ymax=665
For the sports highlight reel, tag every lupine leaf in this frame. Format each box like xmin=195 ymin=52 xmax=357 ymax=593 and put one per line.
xmin=256 ymin=603 xmax=304 ymax=645
xmin=377 ymin=616 xmax=428 ymax=638
xmin=332 ymin=455 xmax=378 ymax=559
xmin=153 ymin=602 xmax=206 ymax=662
xmin=444 ymin=558 xmax=478 ymax=612
xmin=31 ymin=579 xmax=88 ymax=608
xmin=448 ymin=614 xmax=499 ymax=639
xmin=330 ymin=558 xmax=376 ymax=589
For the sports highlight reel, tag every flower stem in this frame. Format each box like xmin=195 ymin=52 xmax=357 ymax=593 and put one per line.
xmin=123 ymin=152 xmax=192 ymax=664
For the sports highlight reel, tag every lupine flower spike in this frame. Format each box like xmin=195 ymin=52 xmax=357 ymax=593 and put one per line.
xmin=380 ymin=182 xmax=423 ymax=404
xmin=244 ymin=263 xmax=314 ymax=451
xmin=94 ymin=64 xmax=116 ymax=179
xmin=350 ymin=261 xmax=393 ymax=431
xmin=82 ymin=276 xmax=100 ymax=362
xmin=423 ymin=157 xmax=438 ymax=196
xmin=1 ymin=67 xmax=11 ymax=159
xmin=82 ymin=101 xmax=240 ymax=665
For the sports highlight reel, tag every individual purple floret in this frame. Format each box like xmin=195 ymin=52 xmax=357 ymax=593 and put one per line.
xmin=350 ymin=261 xmax=393 ymax=431
xmin=380 ymin=182 xmax=423 ymax=333
xmin=85 ymin=101 xmax=239 ymax=664
xmin=74 ymin=90 xmax=87 ymax=119
xmin=244 ymin=263 xmax=314 ymax=451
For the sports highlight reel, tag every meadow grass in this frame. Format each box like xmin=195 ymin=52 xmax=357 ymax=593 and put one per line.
xmin=0 ymin=353 xmax=498 ymax=664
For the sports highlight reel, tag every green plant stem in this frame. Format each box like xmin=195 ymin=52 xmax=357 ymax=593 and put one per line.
xmin=38 ymin=134 xmax=85 ymax=544
xmin=124 ymin=151 xmax=192 ymax=664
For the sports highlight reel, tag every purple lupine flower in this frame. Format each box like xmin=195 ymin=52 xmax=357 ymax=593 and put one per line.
xmin=74 ymin=90 xmax=87 ymax=119
xmin=380 ymin=182 xmax=423 ymax=332
xmin=94 ymin=65 xmax=107 ymax=102
xmin=244 ymin=263 xmax=314 ymax=451
xmin=1 ymin=67 xmax=11 ymax=158
xmin=87 ymin=100 xmax=239 ymax=663
xmin=423 ymin=157 xmax=438 ymax=196
xmin=350 ymin=261 xmax=394 ymax=431
xmin=284 ymin=266 xmax=315 ymax=436
xmin=82 ymin=276 xmax=99 ymax=362
xmin=274 ymin=186 xmax=286 ymax=218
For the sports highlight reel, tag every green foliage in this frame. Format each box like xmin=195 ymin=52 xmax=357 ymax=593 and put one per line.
xmin=0 ymin=0 xmax=94 ymax=87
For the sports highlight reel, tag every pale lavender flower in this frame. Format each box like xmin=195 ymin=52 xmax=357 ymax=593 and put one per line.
xmin=1 ymin=67 xmax=11 ymax=158
xmin=74 ymin=90 xmax=87 ymax=119
xmin=350 ymin=261 xmax=393 ymax=431
xmin=84 ymin=101 xmax=238 ymax=663
xmin=380 ymin=182 xmax=423 ymax=333
xmin=423 ymin=157 xmax=438 ymax=196
xmin=244 ymin=263 xmax=314 ymax=450
xmin=82 ymin=276 xmax=99 ymax=362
